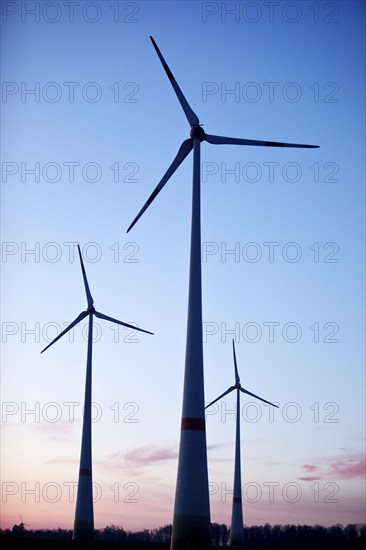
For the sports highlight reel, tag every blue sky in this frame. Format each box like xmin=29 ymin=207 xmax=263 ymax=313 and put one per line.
xmin=1 ymin=0 xmax=365 ymax=532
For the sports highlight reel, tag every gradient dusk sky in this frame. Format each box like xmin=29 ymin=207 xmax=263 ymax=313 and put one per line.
xmin=1 ymin=0 xmax=365 ymax=533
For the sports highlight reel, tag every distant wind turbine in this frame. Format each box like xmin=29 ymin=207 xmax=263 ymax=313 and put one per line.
xmin=12 ymin=515 xmax=30 ymax=535
xmin=19 ymin=515 xmax=30 ymax=529
xmin=206 ymin=340 xmax=279 ymax=547
xmin=127 ymin=36 xmax=317 ymax=550
xmin=41 ymin=245 xmax=153 ymax=541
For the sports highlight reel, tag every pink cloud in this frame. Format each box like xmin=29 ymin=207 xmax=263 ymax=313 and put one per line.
xmin=89 ymin=446 xmax=179 ymax=478
xmin=329 ymin=458 xmax=366 ymax=479
xmin=124 ymin=445 xmax=178 ymax=466
xmin=302 ymin=464 xmax=317 ymax=473
xmin=298 ymin=454 xmax=365 ymax=481
xmin=298 ymin=476 xmax=323 ymax=481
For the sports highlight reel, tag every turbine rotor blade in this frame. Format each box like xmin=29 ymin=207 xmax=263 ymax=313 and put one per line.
xmin=150 ymin=36 xmax=199 ymax=126
xmin=205 ymin=386 xmax=236 ymax=409
xmin=127 ymin=139 xmax=193 ymax=233
xmin=41 ymin=311 xmax=89 ymax=353
xmin=94 ymin=310 xmax=153 ymax=335
xmin=232 ymin=339 xmax=240 ymax=385
xmin=77 ymin=245 xmax=94 ymax=306
xmin=240 ymin=387 xmax=279 ymax=408
xmin=205 ymin=134 xmax=319 ymax=148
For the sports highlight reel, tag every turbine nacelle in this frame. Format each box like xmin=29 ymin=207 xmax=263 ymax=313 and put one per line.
xmin=190 ymin=125 xmax=206 ymax=141
xmin=87 ymin=305 xmax=95 ymax=313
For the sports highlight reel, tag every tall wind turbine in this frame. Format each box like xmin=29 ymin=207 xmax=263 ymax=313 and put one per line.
xmin=41 ymin=245 xmax=152 ymax=541
xmin=206 ymin=341 xmax=278 ymax=546
xmin=127 ymin=36 xmax=318 ymax=550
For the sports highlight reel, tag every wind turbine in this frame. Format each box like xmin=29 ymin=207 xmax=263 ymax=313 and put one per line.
xmin=127 ymin=36 xmax=318 ymax=550
xmin=41 ymin=245 xmax=152 ymax=541
xmin=206 ymin=341 xmax=278 ymax=546
xmin=12 ymin=515 xmax=30 ymax=535
xmin=19 ymin=516 xmax=30 ymax=529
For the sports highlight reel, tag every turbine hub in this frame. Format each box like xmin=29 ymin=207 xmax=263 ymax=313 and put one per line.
xmin=190 ymin=125 xmax=206 ymax=141
xmin=234 ymin=383 xmax=241 ymax=388
xmin=87 ymin=305 xmax=95 ymax=313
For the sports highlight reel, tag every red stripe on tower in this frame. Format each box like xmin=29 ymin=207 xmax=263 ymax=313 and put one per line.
xmin=79 ymin=468 xmax=92 ymax=477
xmin=181 ymin=417 xmax=205 ymax=431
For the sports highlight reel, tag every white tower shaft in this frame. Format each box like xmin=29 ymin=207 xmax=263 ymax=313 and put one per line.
xmin=171 ymin=140 xmax=211 ymax=550
xmin=73 ymin=314 xmax=94 ymax=541
xmin=229 ymin=390 xmax=244 ymax=546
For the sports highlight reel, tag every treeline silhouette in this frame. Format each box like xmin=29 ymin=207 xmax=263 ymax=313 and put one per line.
xmin=1 ymin=522 xmax=365 ymax=548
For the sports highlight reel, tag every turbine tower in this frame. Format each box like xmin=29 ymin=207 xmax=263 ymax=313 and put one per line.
xmin=206 ymin=340 xmax=278 ymax=546
xmin=41 ymin=245 xmax=152 ymax=541
xmin=127 ymin=36 xmax=318 ymax=550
